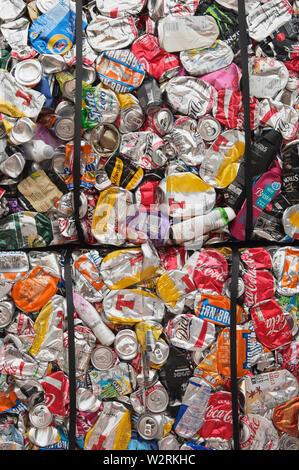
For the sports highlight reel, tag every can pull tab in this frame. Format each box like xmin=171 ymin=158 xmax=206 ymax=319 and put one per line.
xmin=16 ymin=89 xmax=32 ymax=107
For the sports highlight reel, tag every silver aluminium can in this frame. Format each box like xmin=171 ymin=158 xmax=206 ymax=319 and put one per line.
xmin=90 ymin=345 xmax=118 ymax=371
xmin=279 ymin=434 xmax=299 ymax=450
xmin=29 ymin=402 xmax=53 ymax=429
xmin=149 ymin=340 xmax=169 ymax=366
xmin=90 ymin=123 xmax=120 ymax=157
xmin=136 ymin=413 xmax=164 ymax=440
xmin=0 ymin=301 xmax=15 ymax=328
xmin=145 ymin=382 xmax=169 ymax=413
xmin=197 ymin=116 xmax=221 ymax=142
xmin=53 ymin=117 xmax=74 ymax=141
xmin=114 ymin=329 xmax=138 ymax=361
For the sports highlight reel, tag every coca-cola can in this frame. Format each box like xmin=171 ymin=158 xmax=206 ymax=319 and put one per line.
xmin=131 ymin=33 xmax=180 ymax=82
xmin=239 ymin=414 xmax=279 ymax=450
xmin=199 ymin=391 xmax=234 ymax=440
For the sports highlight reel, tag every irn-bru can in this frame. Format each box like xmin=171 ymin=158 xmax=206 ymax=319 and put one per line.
xmin=217 ymin=327 xmax=252 ymax=378
xmin=194 ymin=293 xmax=246 ymax=327
xmin=193 ymin=344 xmax=227 ymax=388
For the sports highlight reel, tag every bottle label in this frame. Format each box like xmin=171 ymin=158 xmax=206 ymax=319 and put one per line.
xmin=255 ymin=182 xmax=281 ymax=211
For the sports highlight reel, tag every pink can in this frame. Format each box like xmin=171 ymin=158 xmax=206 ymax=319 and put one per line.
xmin=200 ymin=63 xmax=242 ymax=91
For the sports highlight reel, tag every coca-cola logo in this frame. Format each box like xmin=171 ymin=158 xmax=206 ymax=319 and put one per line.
xmin=205 ymin=403 xmax=233 ymax=424
xmin=44 ymin=393 xmax=56 ymax=408
xmin=265 ymin=314 xmax=287 ymax=336
xmin=242 ymin=251 xmax=258 ymax=306
xmin=240 ymin=416 xmax=261 ymax=449
xmin=202 ymin=267 xmax=226 ymax=281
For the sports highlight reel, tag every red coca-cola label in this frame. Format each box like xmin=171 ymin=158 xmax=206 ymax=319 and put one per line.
xmin=187 ymin=250 xmax=228 ymax=295
xmin=41 ymin=371 xmax=69 ymax=418
xmin=251 ymin=298 xmax=293 ymax=350
xmin=241 ymin=248 xmax=272 ymax=270
xmin=199 ymin=391 xmax=234 ymax=440
xmin=213 ymin=90 xmax=259 ymax=130
xmin=243 ymin=270 xmax=275 ymax=306
xmin=241 ymin=248 xmax=275 ymax=306
xmin=76 ymin=409 xmax=101 ymax=437
xmin=131 ymin=34 xmax=180 ymax=81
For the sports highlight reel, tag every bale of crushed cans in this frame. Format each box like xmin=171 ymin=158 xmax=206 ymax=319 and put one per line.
xmin=0 ymin=0 xmax=298 ymax=452
xmin=0 ymin=245 xmax=298 ymax=450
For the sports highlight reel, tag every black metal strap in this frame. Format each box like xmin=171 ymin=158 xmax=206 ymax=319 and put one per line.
xmin=229 ymin=247 xmax=240 ymax=450
xmin=73 ymin=0 xmax=85 ymax=244
xmin=237 ymin=0 xmax=253 ymax=240
xmin=64 ymin=248 xmax=77 ymax=450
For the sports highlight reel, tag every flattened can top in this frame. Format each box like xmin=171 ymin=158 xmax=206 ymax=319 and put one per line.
xmin=0 ymin=301 xmax=15 ymax=328
xmin=197 ymin=115 xmax=221 ymax=142
xmin=29 ymin=402 xmax=53 ymax=429
xmin=114 ymin=329 xmax=138 ymax=361
xmin=14 ymin=59 xmax=42 ymax=88
xmin=136 ymin=413 xmax=164 ymax=440
xmin=90 ymin=345 xmax=118 ymax=370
